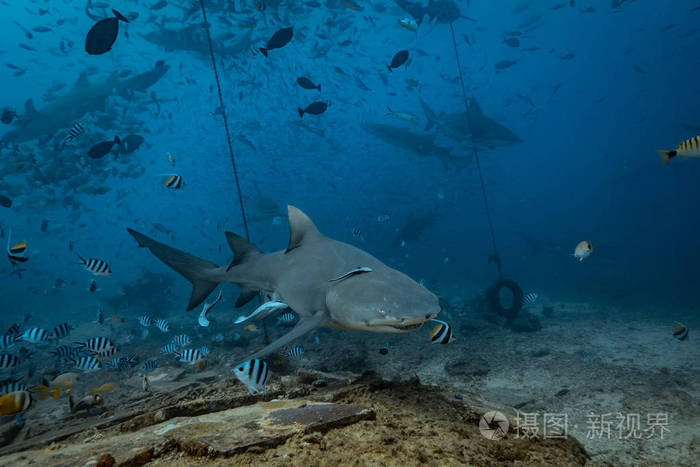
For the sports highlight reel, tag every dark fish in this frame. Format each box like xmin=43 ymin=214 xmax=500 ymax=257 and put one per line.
xmin=549 ymin=3 xmax=566 ymax=9
xmin=259 ymin=27 xmax=293 ymax=57
xmin=387 ymin=50 xmax=409 ymax=72
xmin=560 ymin=53 xmax=575 ymax=60
xmin=0 ymin=195 xmax=11 ymax=208
xmin=85 ymin=9 xmax=129 ymax=55
xmin=88 ymin=136 xmax=121 ymax=159
xmin=19 ymin=44 xmax=35 ymax=51
xmin=32 ymin=26 xmax=51 ymax=33
xmin=88 ymin=279 xmax=97 ymax=293
xmin=297 ymin=101 xmax=327 ymax=118
xmin=672 ymin=323 xmax=688 ymax=341
xmin=296 ymin=77 xmax=321 ymax=91
xmin=495 ymin=60 xmax=517 ymax=71
xmin=1 ymin=108 xmax=16 ymax=124
xmin=41 ymin=219 xmax=48 ymax=232
xmin=504 ymin=37 xmax=520 ymax=47
xmin=150 ymin=1 xmax=168 ymax=10
xmin=120 ymin=134 xmax=144 ymax=154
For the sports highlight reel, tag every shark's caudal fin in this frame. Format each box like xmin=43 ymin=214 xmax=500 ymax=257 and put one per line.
xmin=224 ymin=231 xmax=263 ymax=308
xmin=244 ymin=314 xmax=327 ymax=360
xmin=126 ymin=228 xmax=220 ymax=311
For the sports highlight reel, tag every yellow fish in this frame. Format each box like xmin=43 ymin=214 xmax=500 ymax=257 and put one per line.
xmin=0 ymin=391 xmax=32 ymax=416
xmin=573 ymin=241 xmax=593 ymax=261
xmin=658 ymin=135 xmax=700 ymax=166
xmin=243 ymin=324 xmax=258 ymax=332
xmin=29 ymin=385 xmax=60 ymax=401
xmin=90 ymin=382 xmax=118 ymax=394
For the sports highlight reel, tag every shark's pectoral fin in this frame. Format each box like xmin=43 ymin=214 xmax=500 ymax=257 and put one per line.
xmin=245 ymin=314 xmax=327 ymax=360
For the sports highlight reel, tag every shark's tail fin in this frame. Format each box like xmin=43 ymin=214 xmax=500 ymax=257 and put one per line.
xmin=224 ymin=232 xmax=263 ymax=308
xmin=126 ymin=228 xmax=220 ymax=311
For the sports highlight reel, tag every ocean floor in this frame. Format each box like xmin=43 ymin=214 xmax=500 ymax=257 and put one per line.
xmin=0 ymin=296 xmax=697 ymax=466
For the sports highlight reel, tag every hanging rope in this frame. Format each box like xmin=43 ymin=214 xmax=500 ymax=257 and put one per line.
xmin=449 ymin=22 xmax=503 ymax=279
xmin=199 ymin=0 xmax=270 ymax=343
xmin=199 ymin=0 xmax=251 ymax=241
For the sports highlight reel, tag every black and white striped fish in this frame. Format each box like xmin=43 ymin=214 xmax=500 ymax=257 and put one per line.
xmin=76 ymin=255 xmax=112 ymax=276
xmin=138 ymin=315 xmax=154 ymax=327
xmin=176 ymin=348 xmax=203 ymax=365
xmin=0 ymin=381 xmax=27 ymax=395
xmin=154 ymin=319 xmax=170 ymax=332
xmin=0 ymin=334 xmax=16 ymax=350
xmin=283 ymin=345 xmax=304 ymax=359
xmin=352 ymin=227 xmax=363 ymax=241
xmin=18 ymin=327 xmax=49 ymax=344
xmin=7 ymin=239 xmax=28 ymax=266
xmin=72 ymin=355 xmax=101 ymax=372
xmin=108 ymin=356 xmax=129 ymax=371
xmin=51 ymin=322 xmax=73 ymax=339
xmin=233 ymin=359 xmax=269 ymax=395
xmin=141 ymin=360 xmax=158 ymax=372
xmin=5 ymin=324 xmax=20 ymax=336
xmin=51 ymin=345 xmax=79 ymax=360
xmin=74 ymin=336 xmax=115 ymax=354
xmin=429 ymin=320 xmax=453 ymax=344
xmin=0 ymin=353 xmax=19 ymax=369
xmin=164 ymin=174 xmax=184 ymax=189
xmin=199 ymin=346 xmax=210 ymax=357
xmin=95 ymin=345 xmax=119 ymax=358
xmin=522 ymin=293 xmax=538 ymax=306
xmin=277 ymin=311 xmax=296 ymax=325
xmin=171 ymin=334 xmax=191 ymax=347
xmin=61 ymin=121 xmax=85 ymax=145
xmin=160 ymin=343 xmax=179 ymax=354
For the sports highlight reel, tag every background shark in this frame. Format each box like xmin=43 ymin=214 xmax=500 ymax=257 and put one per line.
xmin=128 ymin=206 xmax=441 ymax=360
xmin=1 ymin=61 xmax=169 ymax=146
xmin=420 ymin=96 xmax=522 ymax=150
xmin=142 ymin=25 xmax=253 ymax=60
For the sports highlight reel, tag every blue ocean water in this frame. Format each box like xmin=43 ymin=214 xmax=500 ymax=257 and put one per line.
xmin=0 ymin=0 xmax=698 ymax=462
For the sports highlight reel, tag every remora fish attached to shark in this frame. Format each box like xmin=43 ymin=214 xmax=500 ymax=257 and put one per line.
xmin=127 ymin=206 xmax=440 ymax=360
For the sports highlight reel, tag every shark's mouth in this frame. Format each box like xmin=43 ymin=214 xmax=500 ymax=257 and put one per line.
xmin=390 ymin=322 xmax=423 ymax=331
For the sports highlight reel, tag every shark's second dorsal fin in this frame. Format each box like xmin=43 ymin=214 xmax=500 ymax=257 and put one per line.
xmin=24 ymin=99 xmax=39 ymax=117
xmin=285 ymin=205 xmax=321 ymax=253
xmin=74 ymin=72 xmax=89 ymax=90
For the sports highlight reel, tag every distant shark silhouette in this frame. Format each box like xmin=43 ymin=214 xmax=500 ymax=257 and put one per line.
xmin=396 ymin=0 xmax=472 ymax=24
xmin=420 ymin=96 xmax=522 ymax=150
xmin=390 ymin=212 xmax=438 ymax=248
xmin=1 ymin=61 xmax=169 ymax=146
xmin=128 ymin=206 xmax=440 ymax=360
xmin=361 ymin=122 xmax=472 ymax=170
xmin=142 ymin=25 xmax=253 ymax=60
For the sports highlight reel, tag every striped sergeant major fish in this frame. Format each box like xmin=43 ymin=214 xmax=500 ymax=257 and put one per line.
xmin=51 ymin=322 xmax=73 ymax=339
xmin=176 ymin=348 xmax=204 ymax=365
xmin=0 ymin=381 xmax=28 ymax=395
xmin=72 ymin=355 xmax=102 ymax=372
xmin=163 ymin=174 xmax=184 ymax=189
xmin=522 ymin=293 xmax=538 ymax=306
xmin=75 ymin=254 xmax=112 ymax=276
xmin=277 ymin=311 xmax=296 ymax=325
xmin=160 ymin=343 xmax=179 ymax=355
xmin=95 ymin=345 xmax=119 ymax=358
xmin=18 ymin=327 xmax=50 ymax=344
xmin=74 ymin=336 xmax=115 ymax=354
xmin=283 ymin=345 xmax=304 ymax=359
xmin=6 ymin=230 xmax=28 ymax=266
xmin=61 ymin=121 xmax=85 ymax=146
xmin=154 ymin=319 xmax=170 ymax=332
xmin=141 ymin=360 xmax=158 ymax=372
xmin=658 ymin=135 xmax=700 ymax=166
xmin=50 ymin=345 xmax=79 ymax=360
xmin=0 ymin=353 xmax=19 ymax=369
xmin=0 ymin=334 xmax=16 ymax=350
xmin=5 ymin=324 xmax=20 ymax=336
xmin=138 ymin=315 xmax=154 ymax=327
xmin=429 ymin=319 xmax=453 ymax=344
xmin=171 ymin=334 xmax=191 ymax=347
xmin=109 ymin=356 xmax=129 ymax=371
xmin=233 ymin=359 xmax=269 ymax=395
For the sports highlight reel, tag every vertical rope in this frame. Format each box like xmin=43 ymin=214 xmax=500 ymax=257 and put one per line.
xmin=199 ymin=0 xmax=269 ymax=343
xmin=449 ymin=22 xmax=503 ymax=279
xmin=199 ymin=0 xmax=251 ymax=242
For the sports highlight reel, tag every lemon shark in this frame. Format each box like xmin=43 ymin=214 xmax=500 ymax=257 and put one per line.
xmin=127 ymin=206 xmax=440 ymax=359
xmin=1 ymin=61 xmax=169 ymax=146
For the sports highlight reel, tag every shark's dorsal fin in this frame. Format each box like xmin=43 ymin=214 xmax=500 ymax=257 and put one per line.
xmin=24 ymin=99 xmax=39 ymax=117
xmin=468 ymin=96 xmax=484 ymax=117
xmin=285 ymin=205 xmax=321 ymax=253
xmin=73 ymin=72 xmax=89 ymax=90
